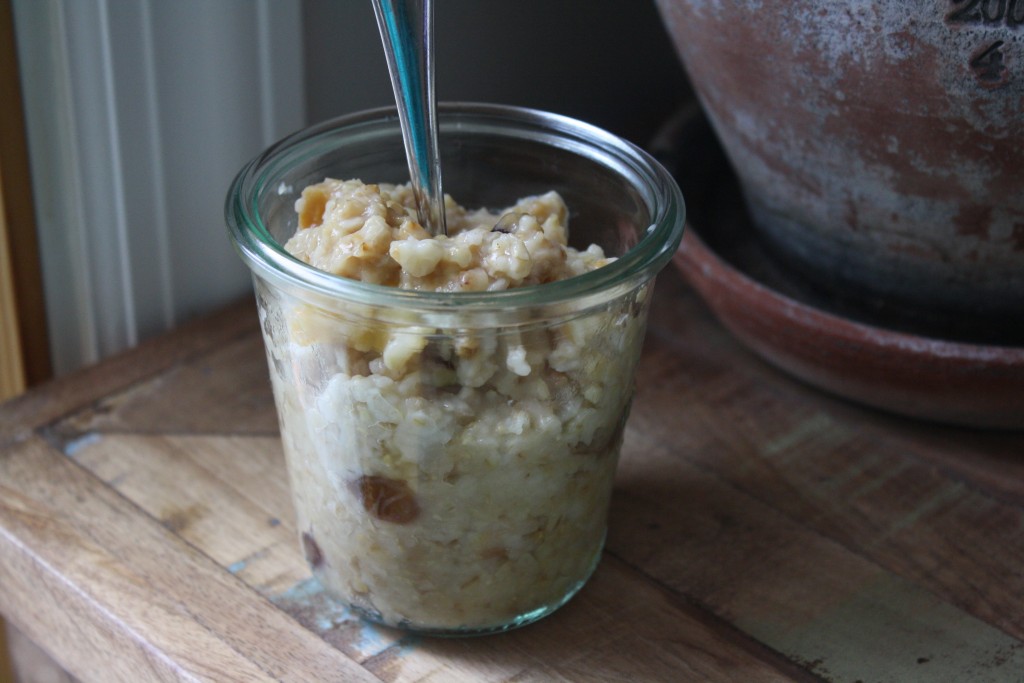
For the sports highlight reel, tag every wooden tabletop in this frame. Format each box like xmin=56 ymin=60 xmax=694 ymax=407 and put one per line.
xmin=1 ymin=267 xmax=1022 ymax=682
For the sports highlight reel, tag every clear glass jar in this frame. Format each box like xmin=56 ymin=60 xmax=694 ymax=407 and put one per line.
xmin=226 ymin=104 xmax=684 ymax=635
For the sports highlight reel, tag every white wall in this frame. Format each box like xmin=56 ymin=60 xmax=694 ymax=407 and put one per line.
xmin=13 ymin=0 xmax=304 ymax=375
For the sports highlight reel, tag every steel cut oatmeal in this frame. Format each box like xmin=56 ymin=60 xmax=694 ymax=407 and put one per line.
xmin=264 ymin=178 xmax=649 ymax=630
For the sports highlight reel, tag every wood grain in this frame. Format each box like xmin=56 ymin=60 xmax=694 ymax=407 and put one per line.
xmin=60 ymin=433 xmax=807 ymax=682
xmin=615 ymin=273 xmax=1024 ymax=680
xmin=1 ymin=268 xmax=1022 ymax=682
xmin=0 ymin=435 xmax=379 ymax=683
xmin=0 ymin=298 xmax=259 ymax=446
xmin=51 ymin=332 xmax=279 ymax=440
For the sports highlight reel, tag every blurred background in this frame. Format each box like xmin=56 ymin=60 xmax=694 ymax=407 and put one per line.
xmin=305 ymin=0 xmax=690 ymax=146
xmin=3 ymin=0 xmax=691 ymax=385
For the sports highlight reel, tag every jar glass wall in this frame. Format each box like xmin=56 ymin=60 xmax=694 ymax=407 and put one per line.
xmin=226 ymin=104 xmax=684 ymax=635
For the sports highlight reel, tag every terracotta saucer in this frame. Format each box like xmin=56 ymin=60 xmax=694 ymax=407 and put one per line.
xmin=654 ymin=106 xmax=1024 ymax=430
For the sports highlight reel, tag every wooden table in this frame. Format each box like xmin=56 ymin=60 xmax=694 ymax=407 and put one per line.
xmin=1 ymin=268 xmax=1022 ymax=682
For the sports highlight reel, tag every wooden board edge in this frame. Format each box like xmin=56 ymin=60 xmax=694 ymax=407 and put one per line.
xmin=0 ymin=297 xmax=259 ymax=446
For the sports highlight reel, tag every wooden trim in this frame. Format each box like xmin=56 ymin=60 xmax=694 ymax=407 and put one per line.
xmin=0 ymin=620 xmax=12 ymax=683
xmin=0 ymin=0 xmax=51 ymax=396
xmin=0 ymin=168 xmax=26 ymax=400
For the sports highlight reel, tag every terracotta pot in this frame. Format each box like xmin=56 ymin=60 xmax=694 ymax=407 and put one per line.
xmin=655 ymin=0 xmax=1024 ymax=340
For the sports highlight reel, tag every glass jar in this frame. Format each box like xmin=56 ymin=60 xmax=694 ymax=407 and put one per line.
xmin=226 ymin=104 xmax=684 ymax=635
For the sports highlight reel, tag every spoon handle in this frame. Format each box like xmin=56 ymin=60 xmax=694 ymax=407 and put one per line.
xmin=372 ymin=0 xmax=447 ymax=236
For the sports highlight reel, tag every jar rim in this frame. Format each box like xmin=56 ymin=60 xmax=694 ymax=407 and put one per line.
xmin=225 ymin=103 xmax=684 ymax=312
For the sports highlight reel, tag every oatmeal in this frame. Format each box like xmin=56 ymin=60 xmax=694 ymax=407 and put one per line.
xmin=265 ymin=179 xmax=650 ymax=631
xmin=284 ymin=179 xmax=612 ymax=291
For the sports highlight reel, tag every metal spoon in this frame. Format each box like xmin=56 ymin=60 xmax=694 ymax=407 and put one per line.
xmin=371 ymin=0 xmax=447 ymax=236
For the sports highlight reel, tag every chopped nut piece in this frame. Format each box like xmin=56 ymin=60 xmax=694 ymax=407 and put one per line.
xmin=296 ymin=185 xmax=329 ymax=228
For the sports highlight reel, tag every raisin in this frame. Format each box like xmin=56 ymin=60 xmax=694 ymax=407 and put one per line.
xmin=491 ymin=211 xmax=523 ymax=234
xmin=301 ymin=531 xmax=324 ymax=568
xmin=352 ymin=475 xmax=420 ymax=524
